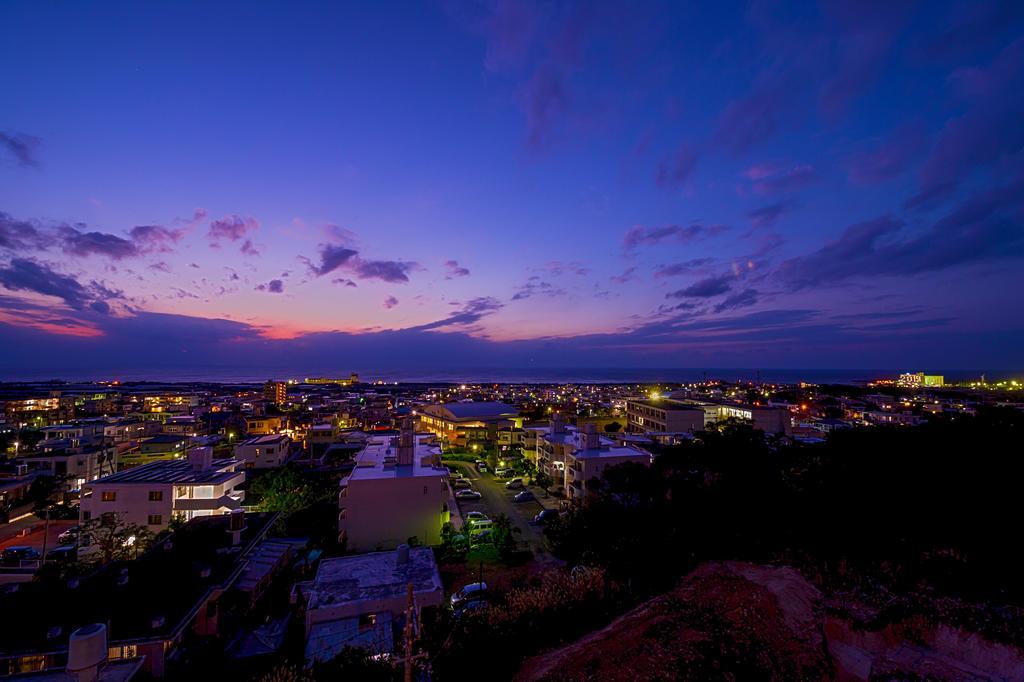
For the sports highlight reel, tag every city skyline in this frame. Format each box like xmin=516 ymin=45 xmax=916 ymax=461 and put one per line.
xmin=2 ymin=1 xmax=1024 ymax=374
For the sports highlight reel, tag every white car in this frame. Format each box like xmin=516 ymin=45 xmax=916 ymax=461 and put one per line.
xmin=465 ymin=512 xmax=490 ymax=525
xmin=455 ymin=489 xmax=482 ymax=500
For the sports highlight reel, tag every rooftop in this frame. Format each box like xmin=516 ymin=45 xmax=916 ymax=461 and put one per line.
xmin=0 ymin=512 xmax=277 ymax=655
xmin=87 ymin=458 xmax=241 ymax=485
xmin=629 ymin=399 xmax=705 ymax=411
xmin=345 ymin=435 xmax=446 ymax=482
xmin=427 ymin=401 xmax=516 ymax=420
xmin=238 ymin=434 xmax=289 ymax=446
xmin=309 ymin=546 xmax=442 ymax=608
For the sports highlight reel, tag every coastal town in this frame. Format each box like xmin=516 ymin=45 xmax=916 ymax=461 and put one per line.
xmin=1 ymin=372 xmax=1022 ymax=679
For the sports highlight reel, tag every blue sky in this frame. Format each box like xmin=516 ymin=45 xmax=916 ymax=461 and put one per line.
xmin=1 ymin=1 xmax=1023 ymax=374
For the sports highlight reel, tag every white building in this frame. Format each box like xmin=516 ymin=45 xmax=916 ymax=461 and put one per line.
xmin=564 ymin=424 xmax=652 ymax=501
xmin=80 ymin=448 xmax=245 ymax=531
xmin=233 ymin=434 xmax=292 ymax=469
xmin=338 ymin=419 xmax=451 ymax=551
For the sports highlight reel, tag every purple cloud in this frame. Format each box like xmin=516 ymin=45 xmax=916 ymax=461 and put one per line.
xmin=0 ymin=212 xmax=45 ymax=250
xmin=654 ymin=258 xmax=714 ymax=279
xmin=745 ymin=163 xmax=820 ymax=194
xmin=309 ymin=244 xmax=359 ymax=276
xmin=512 ymin=278 xmax=564 ymax=301
xmin=666 ymin=274 xmax=732 ymax=299
xmin=351 ymin=259 xmax=416 ymax=283
xmin=255 ymin=279 xmax=284 ymax=294
xmin=713 ymin=288 xmax=759 ymax=313
xmin=623 ymin=223 xmax=726 ymax=250
xmin=0 ymin=258 xmax=115 ymax=310
xmin=404 ymin=297 xmax=503 ymax=331
xmin=129 ymin=224 xmax=185 ymax=253
xmin=746 ymin=202 xmax=792 ymax=229
xmin=383 ymin=295 xmax=399 ymax=309
xmin=59 ymin=227 xmax=138 ymax=260
xmin=444 ymin=260 xmax=471 ymax=279
xmin=543 ymin=260 xmax=589 ymax=276
xmin=909 ymin=38 xmax=1024 ymax=208
xmin=208 ymin=214 xmax=259 ymax=242
xmin=0 ymin=131 xmax=41 ymax=167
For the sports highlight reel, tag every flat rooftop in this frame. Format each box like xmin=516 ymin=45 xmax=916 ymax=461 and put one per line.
xmin=239 ymin=434 xmax=289 ymax=445
xmin=88 ymin=458 xmax=241 ymax=485
xmin=309 ymin=546 xmax=442 ymax=608
xmin=345 ymin=435 xmax=446 ymax=482
xmin=629 ymin=399 xmax=705 ymax=411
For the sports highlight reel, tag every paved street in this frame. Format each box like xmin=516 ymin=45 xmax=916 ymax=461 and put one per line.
xmin=449 ymin=462 xmax=562 ymax=565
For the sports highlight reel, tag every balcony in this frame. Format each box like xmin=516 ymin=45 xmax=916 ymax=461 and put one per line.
xmin=173 ymin=492 xmax=243 ymax=512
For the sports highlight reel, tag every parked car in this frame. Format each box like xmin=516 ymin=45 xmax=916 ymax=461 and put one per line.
xmin=534 ymin=508 xmax=559 ymax=524
xmin=495 ymin=468 xmax=514 ymax=478
xmin=46 ymin=545 xmax=77 ymax=563
xmin=1 ymin=546 xmax=41 ymax=565
xmin=465 ymin=511 xmax=489 ymax=523
xmin=58 ymin=526 xmax=80 ymax=545
xmin=453 ymin=479 xmax=473 ymax=490
xmin=505 ymin=477 xmax=524 ymax=489
xmin=455 ymin=489 xmax=482 ymax=500
xmin=470 ymin=529 xmax=493 ymax=546
xmin=450 ymin=582 xmax=488 ymax=610
xmin=468 ymin=520 xmax=492 ymax=533
xmin=475 ymin=460 xmax=488 ymax=473
xmin=513 ymin=490 xmax=534 ymax=503
xmin=453 ymin=599 xmax=489 ymax=619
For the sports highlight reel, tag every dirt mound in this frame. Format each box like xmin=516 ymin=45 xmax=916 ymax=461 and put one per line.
xmin=516 ymin=561 xmax=831 ymax=681
xmin=517 ymin=561 xmax=1024 ymax=681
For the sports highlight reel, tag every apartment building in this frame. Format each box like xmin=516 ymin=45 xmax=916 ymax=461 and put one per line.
xmin=417 ymin=401 xmax=517 ymax=445
xmin=233 ymin=434 xmax=291 ymax=469
xmin=564 ymin=424 xmax=652 ymax=502
xmin=625 ymin=399 xmax=705 ymax=433
xmin=338 ymin=419 xmax=451 ymax=551
xmin=536 ymin=412 xmax=576 ymax=482
xmin=80 ymin=448 xmax=244 ymax=531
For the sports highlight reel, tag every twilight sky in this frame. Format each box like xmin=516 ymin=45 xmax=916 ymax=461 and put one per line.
xmin=1 ymin=1 xmax=1023 ymax=376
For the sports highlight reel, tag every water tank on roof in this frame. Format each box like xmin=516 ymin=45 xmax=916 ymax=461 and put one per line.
xmin=67 ymin=623 xmax=107 ymax=682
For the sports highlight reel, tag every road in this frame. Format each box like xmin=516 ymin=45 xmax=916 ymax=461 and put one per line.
xmin=449 ymin=462 xmax=561 ymax=565
xmin=0 ymin=514 xmax=75 ymax=554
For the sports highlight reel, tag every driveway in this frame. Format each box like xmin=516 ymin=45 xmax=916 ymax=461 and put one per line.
xmin=449 ymin=462 xmax=561 ymax=565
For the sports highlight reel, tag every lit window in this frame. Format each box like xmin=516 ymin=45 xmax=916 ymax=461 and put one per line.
xmin=101 ymin=491 xmax=116 ymax=502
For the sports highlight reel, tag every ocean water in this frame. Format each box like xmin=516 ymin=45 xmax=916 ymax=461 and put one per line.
xmin=1 ymin=366 xmax=1016 ymax=385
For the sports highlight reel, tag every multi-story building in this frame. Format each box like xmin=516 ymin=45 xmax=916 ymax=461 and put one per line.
xmin=119 ymin=434 xmax=188 ymax=468
xmin=233 ymin=434 xmax=291 ymax=469
xmin=564 ymin=424 xmax=652 ymax=502
xmin=80 ymin=448 xmax=245 ymax=531
xmin=263 ymin=380 xmax=288 ymax=406
xmin=625 ymin=399 xmax=705 ymax=434
xmin=19 ymin=436 xmax=118 ymax=493
xmin=245 ymin=415 xmax=284 ymax=436
xmin=417 ymin=402 xmax=517 ymax=446
xmin=536 ymin=412 xmax=576 ymax=480
xmin=338 ymin=419 xmax=451 ymax=551
xmin=898 ymin=372 xmax=945 ymax=388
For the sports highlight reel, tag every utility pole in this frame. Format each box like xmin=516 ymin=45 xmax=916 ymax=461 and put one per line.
xmin=403 ymin=582 xmax=415 ymax=682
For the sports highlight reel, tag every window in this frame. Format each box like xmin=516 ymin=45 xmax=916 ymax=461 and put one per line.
xmin=82 ymin=511 xmax=91 ymax=521
xmin=358 ymin=613 xmax=377 ymax=631
xmin=101 ymin=491 xmax=116 ymax=502
xmin=147 ymin=514 xmax=162 ymax=525
xmin=149 ymin=490 xmax=163 ymax=501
